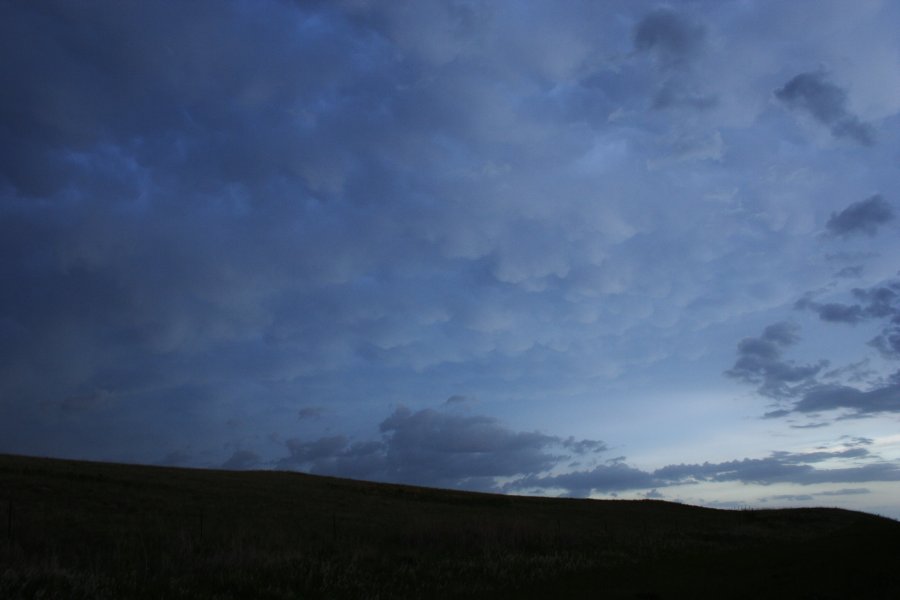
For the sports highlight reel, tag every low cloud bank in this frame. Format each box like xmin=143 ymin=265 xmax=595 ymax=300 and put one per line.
xmin=252 ymin=405 xmax=900 ymax=499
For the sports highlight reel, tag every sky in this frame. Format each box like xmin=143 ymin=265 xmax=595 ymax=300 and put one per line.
xmin=2 ymin=0 xmax=900 ymax=518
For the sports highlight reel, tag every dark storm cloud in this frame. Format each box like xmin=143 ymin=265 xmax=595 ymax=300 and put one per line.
xmin=794 ymin=299 xmax=865 ymax=324
xmin=283 ymin=435 xmax=352 ymax=464
xmin=822 ymin=359 xmax=877 ymax=385
xmin=796 ymin=288 xmax=893 ymax=325
xmin=651 ymin=447 xmax=900 ymax=487
xmin=854 ymin=284 xmax=900 ymax=320
xmin=757 ymin=321 xmax=799 ymax=346
xmin=865 ymin=283 xmax=900 ymax=358
xmin=796 ymin=279 xmax=900 ymax=357
xmin=755 ymin=279 xmax=900 ymax=417
xmin=775 ymin=71 xmax=875 ymax=145
xmin=725 ymin=322 xmax=826 ymax=399
xmin=790 ymin=422 xmax=828 ymax=429
xmin=279 ymin=435 xmax=389 ymax=481
xmin=4 ymin=0 xmax=900 ymax=513
xmin=0 ymin=0 xmax=461 ymax=451
xmin=444 ymin=395 xmax=469 ymax=405
xmin=654 ymin=451 xmax=832 ymax=484
xmin=769 ymin=494 xmax=814 ymax=502
xmin=158 ymin=450 xmax=192 ymax=467
xmin=870 ymin=333 xmax=900 ymax=359
xmin=840 ymin=436 xmax=874 ymax=447
xmin=221 ymin=449 xmax=261 ymax=470
xmin=826 ymin=195 xmax=894 ymax=238
xmin=2 ymin=9 xmax=334 ymax=322
xmin=275 ymin=404 xmax=900 ymax=497
xmin=834 ymin=266 xmax=864 ymax=279
xmin=297 ymin=407 xmax=325 ymax=420
xmin=793 ymin=382 xmax=900 ymax=415
xmin=650 ymin=80 xmax=717 ymax=111
xmin=510 ymin=461 xmax=658 ymax=497
xmin=767 ymin=487 xmax=872 ymax=501
xmin=561 ymin=437 xmax=608 ymax=455
xmin=1 ymin=1 xmax=386 ymax=197
xmin=763 ymin=409 xmax=791 ymax=419
xmin=277 ymin=405 xmax=608 ymax=491
xmin=60 ymin=389 xmax=116 ymax=412
xmin=634 ymin=8 xmax=705 ymax=68
xmin=378 ymin=407 xmax=564 ymax=488
xmin=2 ymin=0 xmax=653 ymax=455
xmin=506 ymin=446 xmax=900 ymax=497
xmin=632 ymin=8 xmax=715 ymax=111
xmin=815 ymin=487 xmax=870 ymax=496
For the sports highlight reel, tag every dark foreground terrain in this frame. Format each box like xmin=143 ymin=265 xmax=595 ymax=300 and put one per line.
xmin=1 ymin=454 xmax=898 ymax=599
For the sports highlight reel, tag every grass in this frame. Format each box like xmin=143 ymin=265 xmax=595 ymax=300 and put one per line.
xmin=1 ymin=453 xmax=898 ymax=598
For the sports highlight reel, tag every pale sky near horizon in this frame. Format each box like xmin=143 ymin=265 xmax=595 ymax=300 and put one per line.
xmin=2 ymin=0 xmax=900 ymax=518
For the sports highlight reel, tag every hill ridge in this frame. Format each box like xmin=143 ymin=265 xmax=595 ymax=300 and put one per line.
xmin=2 ymin=453 xmax=898 ymax=599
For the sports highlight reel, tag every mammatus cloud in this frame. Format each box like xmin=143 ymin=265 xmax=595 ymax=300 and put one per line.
xmin=826 ymin=195 xmax=894 ymax=238
xmin=3 ymin=0 xmax=900 ymax=520
xmin=775 ymin=71 xmax=875 ymax=145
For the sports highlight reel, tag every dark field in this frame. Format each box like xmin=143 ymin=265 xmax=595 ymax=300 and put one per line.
xmin=1 ymin=454 xmax=898 ymax=599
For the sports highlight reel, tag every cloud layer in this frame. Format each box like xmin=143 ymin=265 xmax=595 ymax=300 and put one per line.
xmin=2 ymin=1 xmax=900 ymax=515
xmin=262 ymin=403 xmax=900 ymax=499
xmin=277 ymin=405 xmax=607 ymax=491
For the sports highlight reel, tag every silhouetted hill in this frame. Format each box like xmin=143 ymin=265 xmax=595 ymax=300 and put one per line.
xmin=1 ymin=453 xmax=898 ymax=598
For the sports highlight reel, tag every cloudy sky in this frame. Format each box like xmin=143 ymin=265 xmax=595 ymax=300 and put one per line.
xmin=2 ymin=0 xmax=900 ymax=518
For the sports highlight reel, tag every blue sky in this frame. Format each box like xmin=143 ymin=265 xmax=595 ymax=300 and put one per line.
xmin=2 ymin=0 xmax=900 ymax=518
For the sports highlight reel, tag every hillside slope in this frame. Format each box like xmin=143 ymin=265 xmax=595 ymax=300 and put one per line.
xmin=1 ymin=453 xmax=898 ymax=598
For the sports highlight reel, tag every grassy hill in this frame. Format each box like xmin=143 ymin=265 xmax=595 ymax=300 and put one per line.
xmin=1 ymin=453 xmax=898 ymax=599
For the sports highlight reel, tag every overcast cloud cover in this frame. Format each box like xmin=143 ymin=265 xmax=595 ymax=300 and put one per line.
xmin=2 ymin=0 xmax=900 ymax=518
